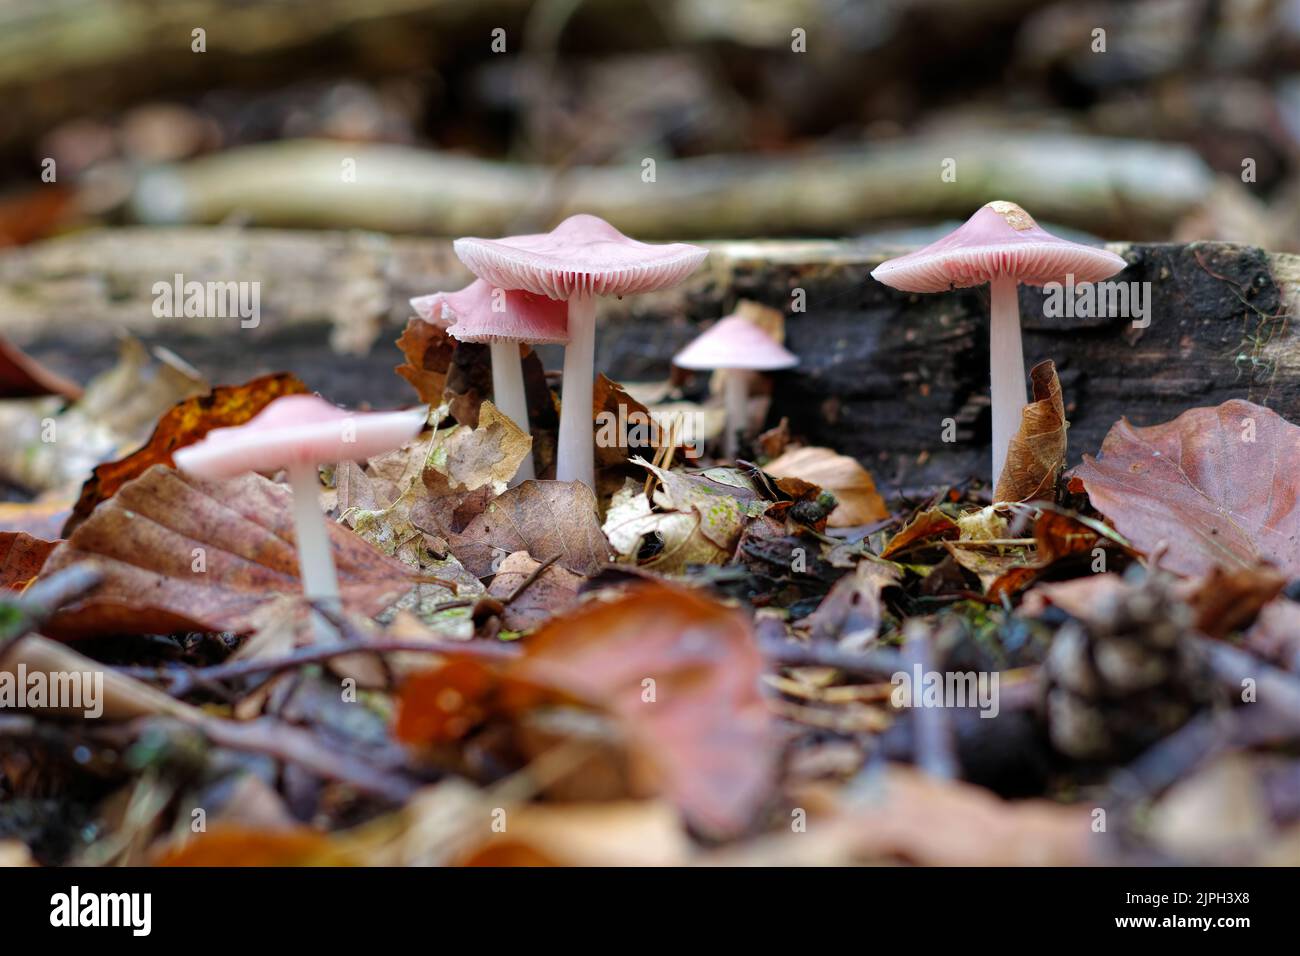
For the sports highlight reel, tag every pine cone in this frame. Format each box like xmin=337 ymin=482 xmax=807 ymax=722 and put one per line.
xmin=1043 ymin=574 xmax=1213 ymax=761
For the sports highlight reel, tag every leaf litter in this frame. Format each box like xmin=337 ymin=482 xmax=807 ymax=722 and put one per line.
xmin=2 ymin=322 xmax=1300 ymax=868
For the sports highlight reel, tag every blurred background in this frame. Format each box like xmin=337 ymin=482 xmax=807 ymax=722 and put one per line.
xmin=2 ymin=0 xmax=1300 ymax=497
xmin=3 ymin=0 xmax=1300 ymax=246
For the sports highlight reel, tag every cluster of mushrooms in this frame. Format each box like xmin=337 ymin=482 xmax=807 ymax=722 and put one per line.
xmin=171 ymin=202 xmax=1125 ymax=629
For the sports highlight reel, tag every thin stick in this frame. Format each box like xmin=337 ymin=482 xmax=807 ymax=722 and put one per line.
xmin=0 ymin=565 xmax=104 ymax=658
xmin=504 ymin=553 xmax=560 ymax=604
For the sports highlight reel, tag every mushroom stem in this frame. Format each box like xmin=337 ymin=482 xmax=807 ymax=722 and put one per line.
xmin=557 ymin=293 xmax=596 ymax=488
xmin=723 ymin=369 xmax=749 ymax=461
xmin=989 ymin=275 xmax=1029 ymax=489
xmin=287 ymin=462 xmax=342 ymax=645
xmin=488 ymin=340 xmax=535 ymax=486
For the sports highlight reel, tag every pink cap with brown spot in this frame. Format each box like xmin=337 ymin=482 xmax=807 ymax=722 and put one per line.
xmin=870 ymin=201 xmax=1126 ymax=293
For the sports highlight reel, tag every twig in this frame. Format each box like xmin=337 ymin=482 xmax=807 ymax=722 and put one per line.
xmin=504 ymin=554 xmax=560 ymax=605
xmin=902 ymin=620 xmax=959 ymax=781
xmin=760 ymin=638 xmax=903 ymax=679
xmin=0 ymin=565 xmax=104 ymax=658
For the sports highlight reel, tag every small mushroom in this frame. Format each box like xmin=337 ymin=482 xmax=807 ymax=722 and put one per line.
xmin=412 ymin=279 xmax=567 ymax=485
xmin=173 ymin=394 xmax=426 ymax=642
xmin=871 ymin=200 xmax=1126 ymax=489
xmin=454 ymin=214 xmax=708 ymax=490
xmin=673 ymin=314 xmax=798 ymax=461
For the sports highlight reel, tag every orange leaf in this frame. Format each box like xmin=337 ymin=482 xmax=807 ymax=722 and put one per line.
xmin=65 ymin=372 xmax=308 ymax=536
xmin=994 ymin=360 xmax=1066 ymax=503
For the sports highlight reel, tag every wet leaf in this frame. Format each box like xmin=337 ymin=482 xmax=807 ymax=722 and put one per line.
xmin=65 ymin=372 xmax=309 ymax=535
xmin=1072 ymin=399 xmax=1300 ymax=576
xmin=994 ymin=360 xmax=1066 ymax=503
xmin=40 ymin=465 xmax=415 ymax=640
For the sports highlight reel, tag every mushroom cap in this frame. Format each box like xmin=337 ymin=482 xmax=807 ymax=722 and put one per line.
xmin=431 ymin=279 xmax=569 ymax=345
xmin=453 ymin=213 xmax=709 ymax=300
xmin=173 ymin=394 xmax=426 ymax=479
xmin=870 ymin=201 xmax=1127 ymax=293
xmin=673 ymin=315 xmax=799 ymax=371
xmin=409 ymin=292 xmax=450 ymax=327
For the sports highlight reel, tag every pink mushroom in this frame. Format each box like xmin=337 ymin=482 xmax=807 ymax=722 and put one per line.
xmin=453 ymin=214 xmax=708 ymax=490
xmin=174 ymin=394 xmax=426 ymax=641
xmin=673 ymin=314 xmax=798 ymax=461
xmin=871 ymin=200 xmax=1126 ymax=489
xmin=411 ymin=279 xmax=567 ymax=485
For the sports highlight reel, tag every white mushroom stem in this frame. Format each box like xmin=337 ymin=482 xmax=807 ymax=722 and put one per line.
xmin=989 ymin=275 xmax=1029 ymax=489
xmin=287 ymin=462 xmax=342 ymax=645
xmin=723 ymin=368 xmax=750 ymax=461
xmin=488 ymin=339 xmax=535 ymax=485
xmin=557 ymin=293 xmax=596 ymax=488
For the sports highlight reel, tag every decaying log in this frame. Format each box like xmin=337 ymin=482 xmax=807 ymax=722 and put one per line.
xmin=1 ymin=228 xmax=1296 ymax=491
xmin=127 ymin=135 xmax=1216 ymax=240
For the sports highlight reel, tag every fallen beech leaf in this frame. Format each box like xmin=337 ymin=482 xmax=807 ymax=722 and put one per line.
xmin=0 ymin=532 xmax=57 ymax=590
xmin=40 ymin=465 xmax=415 ymax=639
xmin=880 ymin=508 xmax=959 ymax=559
xmin=397 ymin=583 xmax=778 ymax=836
xmin=448 ymin=479 xmax=611 ymax=578
xmin=394 ymin=317 xmax=455 ymax=405
xmin=994 ymin=360 xmax=1066 ymax=503
xmin=1018 ymin=573 xmax=1132 ymax=623
xmin=1073 ymin=399 xmax=1300 ymax=576
xmin=65 ymin=372 xmax=309 ymax=535
xmin=511 ymin=583 xmax=777 ymax=837
xmin=765 ymin=446 xmax=888 ymax=527
xmin=943 ymin=542 xmax=1030 ymax=592
xmin=0 ymin=336 xmax=81 ymax=400
xmin=486 ymin=551 xmax=583 ymax=631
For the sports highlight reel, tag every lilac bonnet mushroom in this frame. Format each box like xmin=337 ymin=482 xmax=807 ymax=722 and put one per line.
xmin=871 ymin=200 xmax=1126 ymax=489
xmin=673 ymin=314 xmax=798 ymax=461
xmin=412 ymin=279 xmax=567 ymax=485
xmin=174 ymin=394 xmax=426 ymax=641
xmin=453 ymin=214 xmax=708 ymax=490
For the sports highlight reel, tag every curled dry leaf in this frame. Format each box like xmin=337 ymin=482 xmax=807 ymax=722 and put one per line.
xmin=1072 ymin=399 xmax=1300 ymax=577
xmin=448 ymin=479 xmax=611 ymax=579
xmin=764 ymin=445 xmax=888 ymax=527
xmin=65 ymin=372 xmax=309 ymax=535
xmin=0 ymin=531 xmax=57 ymax=590
xmin=879 ymin=508 xmax=959 ymax=559
xmin=40 ymin=465 xmax=415 ymax=640
xmin=394 ymin=317 xmax=455 ymax=405
xmin=800 ymin=560 xmax=899 ymax=649
xmin=993 ymin=359 xmax=1066 ymax=503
